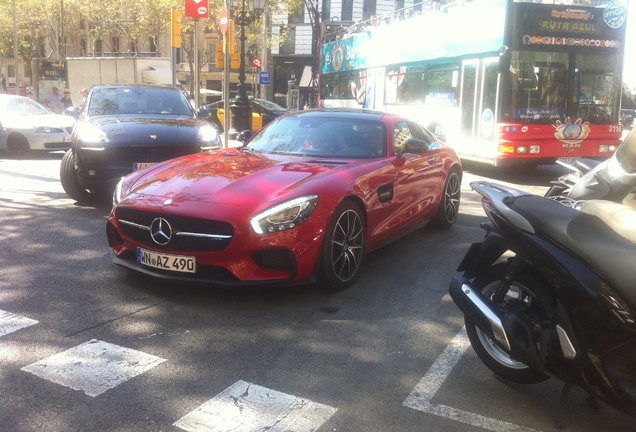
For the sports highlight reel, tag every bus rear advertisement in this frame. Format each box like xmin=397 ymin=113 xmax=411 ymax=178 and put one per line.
xmin=320 ymin=0 xmax=629 ymax=167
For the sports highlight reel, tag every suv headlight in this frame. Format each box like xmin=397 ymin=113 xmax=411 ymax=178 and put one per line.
xmin=76 ymin=122 xmax=108 ymax=149
xmin=250 ymin=195 xmax=319 ymax=234
xmin=198 ymin=123 xmax=220 ymax=149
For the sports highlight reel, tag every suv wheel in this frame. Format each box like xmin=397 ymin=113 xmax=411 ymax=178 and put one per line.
xmin=60 ymin=150 xmax=97 ymax=203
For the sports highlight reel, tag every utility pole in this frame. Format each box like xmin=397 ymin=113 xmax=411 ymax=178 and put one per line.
xmin=13 ymin=0 xmax=20 ymax=90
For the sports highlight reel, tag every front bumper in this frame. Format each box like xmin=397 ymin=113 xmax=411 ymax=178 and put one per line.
xmin=106 ymin=209 xmax=323 ymax=287
xmin=77 ymin=145 xmax=203 ymax=188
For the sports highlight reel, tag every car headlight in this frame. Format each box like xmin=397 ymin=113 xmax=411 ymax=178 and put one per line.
xmin=250 ymin=195 xmax=319 ymax=234
xmin=112 ymin=177 xmax=125 ymax=208
xmin=198 ymin=123 xmax=220 ymax=149
xmin=76 ymin=122 xmax=108 ymax=148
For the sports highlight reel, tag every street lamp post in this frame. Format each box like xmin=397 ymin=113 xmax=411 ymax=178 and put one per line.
xmin=227 ymin=0 xmax=265 ymax=138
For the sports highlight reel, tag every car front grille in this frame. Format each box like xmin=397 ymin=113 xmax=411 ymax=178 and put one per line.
xmin=117 ymin=207 xmax=234 ymax=252
xmin=112 ymin=145 xmax=200 ymax=165
xmin=81 ymin=145 xmax=200 ymax=166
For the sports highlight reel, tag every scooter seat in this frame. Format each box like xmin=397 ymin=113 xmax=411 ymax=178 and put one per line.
xmin=580 ymin=200 xmax=636 ymax=243
xmin=510 ymin=195 xmax=636 ymax=309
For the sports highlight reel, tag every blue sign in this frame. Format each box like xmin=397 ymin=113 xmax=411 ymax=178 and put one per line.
xmin=259 ymin=71 xmax=271 ymax=85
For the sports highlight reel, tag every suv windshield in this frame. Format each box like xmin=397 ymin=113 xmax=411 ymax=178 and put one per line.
xmin=87 ymin=87 xmax=194 ymax=117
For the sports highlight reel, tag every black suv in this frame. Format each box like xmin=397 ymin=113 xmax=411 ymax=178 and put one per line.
xmin=61 ymin=84 xmax=220 ymax=203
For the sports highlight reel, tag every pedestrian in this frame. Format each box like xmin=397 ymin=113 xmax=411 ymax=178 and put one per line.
xmin=80 ymin=88 xmax=88 ymax=107
xmin=60 ymin=89 xmax=73 ymax=112
xmin=1 ymin=74 xmax=6 ymax=93
xmin=45 ymin=86 xmax=63 ymax=113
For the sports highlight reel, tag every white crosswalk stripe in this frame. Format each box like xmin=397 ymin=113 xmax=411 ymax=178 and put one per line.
xmin=21 ymin=339 xmax=166 ymax=397
xmin=0 ymin=309 xmax=38 ymax=337
xmin=174 ymin=380 xmax=338 ymax=432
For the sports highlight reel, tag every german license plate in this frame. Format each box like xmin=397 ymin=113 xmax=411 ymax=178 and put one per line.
xmin=134 ymin=162 xmax=156 ymax=171
xmin=137 ymin=247 xmax=196 ymax=273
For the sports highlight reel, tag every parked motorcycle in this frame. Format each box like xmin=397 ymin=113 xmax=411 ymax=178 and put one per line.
xmin=545 ymin=128 xmax=636 ymax=205
xmin=544 ymin=157 xmax=600 ymax=197
xmin=449 ymin=179 xmax=636 ymax=418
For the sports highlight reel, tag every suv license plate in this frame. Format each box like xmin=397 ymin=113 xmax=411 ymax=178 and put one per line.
xmin=134 ymin=162 xmax=156 ymax=171
xmin=137 ymin=248 xmax=196 ymax=273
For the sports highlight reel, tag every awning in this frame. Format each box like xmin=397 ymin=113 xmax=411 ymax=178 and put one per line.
xmin=200 ymin=89 xmax=222 ymax=96
xmin=141 ymin=67 xmax=172 ymax=85
xmin=298 ymin=66 xmax=313 ymax=87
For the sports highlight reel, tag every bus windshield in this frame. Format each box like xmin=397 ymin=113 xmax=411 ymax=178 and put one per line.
xmin=502 ymin=51 xmax=621 ymax=125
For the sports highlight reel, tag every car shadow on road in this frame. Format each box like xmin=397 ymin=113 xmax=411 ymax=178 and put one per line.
xmin=0 ymin=150 xmax=66 ymax=160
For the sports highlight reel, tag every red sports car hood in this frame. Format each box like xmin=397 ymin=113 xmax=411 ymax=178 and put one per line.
xmin=126 ymin=148 xmax=340 ymax=207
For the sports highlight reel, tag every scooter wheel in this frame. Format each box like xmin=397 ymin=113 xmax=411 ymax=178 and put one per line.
xmin=465 ymin=263 xmax=551 ymax=384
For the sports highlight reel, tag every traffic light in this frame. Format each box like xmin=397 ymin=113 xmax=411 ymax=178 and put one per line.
xmin=231 ymin=52 xmax=240 ymax=69
xmin=215 ymin=43 xmax=224 ymax=69
xmin=229 ymin=19 xmax=235 ymax=47
xmin=171 ymin=10 xmax=182 ymax=48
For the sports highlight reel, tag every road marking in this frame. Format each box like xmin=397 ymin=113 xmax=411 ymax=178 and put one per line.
xmin=21 ymin=339 xmax=166 ymax=397
xmin=174 ymin=379 xmax=338 ymax=432
xmin=0 ymin=309 xmax=38 ymax=337
xmin=403 ymin=327 xmax=542 ymax=432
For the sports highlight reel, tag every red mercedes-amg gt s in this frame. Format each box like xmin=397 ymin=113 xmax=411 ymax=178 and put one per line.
xmin=107 ymin=108 xmax=462 ymax=290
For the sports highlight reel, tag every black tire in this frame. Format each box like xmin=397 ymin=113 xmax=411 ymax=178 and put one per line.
xmin=7 ymin=134 xmax=30 ymax=157
xmin=60 ymin=149 xmax=97 ymax=203
xmin=432 ymin=168 xmax=461 ymax=228
xmin=319 ymin=201 xmax=365 ymax=291
xmin=465 ymin=263 xmax=552 ymax=384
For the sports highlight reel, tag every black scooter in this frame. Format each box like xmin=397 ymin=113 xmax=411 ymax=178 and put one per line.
xmin=449 ymin=177 xmax=636 ymax=418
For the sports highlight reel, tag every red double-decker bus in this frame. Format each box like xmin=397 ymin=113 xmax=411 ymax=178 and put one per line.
xmin=320 ymin=0 xmax=629 ymax=166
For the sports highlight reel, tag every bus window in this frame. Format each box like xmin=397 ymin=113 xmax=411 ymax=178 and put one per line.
xmin=425 ymin=66 xmax=459 ymax=107
xmin=573 ymin=53 xmax=621 ymax=124
xmin=502 ymin=51 xmax=569 ymax=123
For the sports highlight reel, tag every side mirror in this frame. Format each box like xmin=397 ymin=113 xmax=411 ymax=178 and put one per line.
xmin=498 ymin=45 xmax=511 ymax=74
xmin=236 ymin=130 xmax=254 ymax=143
xmin=403 ymin=138 xmax=430 ymax=154
xmin=65 ymin=106 xmax=80 ymax=119
xmin=197 ymin=107 xmax=211 ymax=119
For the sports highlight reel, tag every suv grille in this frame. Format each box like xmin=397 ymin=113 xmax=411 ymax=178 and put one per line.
xmin=110 ymin=145 xmax=200 ymax=165
xmin=117 ymin=208 xmax=234 ymax=252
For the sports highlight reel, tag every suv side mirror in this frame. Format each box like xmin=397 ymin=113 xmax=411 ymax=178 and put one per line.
xmin=65 ymin=106 xmax=80 ymax=119
xmin=197 ymin=107 xmax=211 ymax=119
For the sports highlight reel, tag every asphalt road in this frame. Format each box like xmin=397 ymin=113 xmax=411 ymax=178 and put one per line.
xmin=1 ymin=152 xmax=634 ymax=431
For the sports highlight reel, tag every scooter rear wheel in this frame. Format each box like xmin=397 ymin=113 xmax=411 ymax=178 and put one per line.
xmin=465 ymin=263 xmax=551 ymax=384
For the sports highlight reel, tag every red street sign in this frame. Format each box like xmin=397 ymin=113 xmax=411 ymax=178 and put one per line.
xmin=252 ymin=58 xmax=262 ymax=69
xmin=185 ymin=0 xmax=209 ymax=19
xmin=219 ymin=9 xmax=229 ymax=34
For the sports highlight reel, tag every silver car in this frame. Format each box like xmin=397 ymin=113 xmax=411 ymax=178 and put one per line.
xmin=0 ymin=94 xmax=75 ymax=155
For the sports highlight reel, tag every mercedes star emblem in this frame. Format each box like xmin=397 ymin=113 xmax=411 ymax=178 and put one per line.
xmin=149 ymin=217 xmax=173 ymax=245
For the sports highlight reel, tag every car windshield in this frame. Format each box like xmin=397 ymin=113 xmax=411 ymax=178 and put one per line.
xmin=87 ymin=87 xmax=194 ymax=117
xmin=245 ymin=115 xmax=387 ymax=159
xmin=0 ymin=97 xmax=50 ymax=116
xmin=254 ymin=99 xmax=287 ymax=112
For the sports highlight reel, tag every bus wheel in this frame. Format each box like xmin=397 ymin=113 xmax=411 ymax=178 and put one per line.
xmin=427 ymin=122 xmax=446 ymax=142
